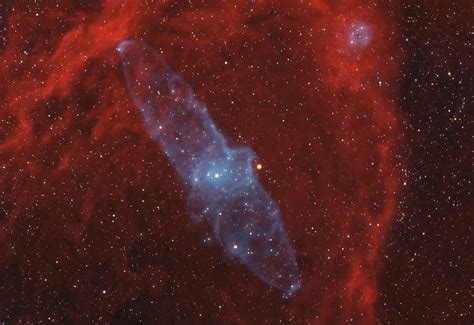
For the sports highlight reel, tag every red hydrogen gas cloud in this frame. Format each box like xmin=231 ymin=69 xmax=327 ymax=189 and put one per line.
xmin=0 ymin=0 xmax=470 ymax=324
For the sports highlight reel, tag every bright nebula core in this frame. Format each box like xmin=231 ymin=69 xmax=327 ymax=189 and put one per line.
xmin=0 ymin=1 xmax=470 ymax=324
xmin=348 ymin=22 xmax=372 ymax=48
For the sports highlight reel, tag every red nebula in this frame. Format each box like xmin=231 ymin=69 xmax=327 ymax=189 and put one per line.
xmin=0 ymin=0 xmax=468 ymax=323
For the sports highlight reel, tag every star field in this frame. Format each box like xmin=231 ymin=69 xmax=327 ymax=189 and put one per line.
xmin=0 ymin=0 xmax=470 ymax=323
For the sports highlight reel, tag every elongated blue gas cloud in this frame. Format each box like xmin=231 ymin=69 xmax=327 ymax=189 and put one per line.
xmin=117 ymin=40 xmax=301 ymax=295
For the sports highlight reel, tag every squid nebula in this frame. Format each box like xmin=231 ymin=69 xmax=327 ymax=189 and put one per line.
xmin=116 ymin=39 xmax=301 ymax=295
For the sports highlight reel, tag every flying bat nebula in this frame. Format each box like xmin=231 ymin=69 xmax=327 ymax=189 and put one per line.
xmin=0 ymin=0 xmax=469 ymax=323
xmin=117 ymin=39 xmax=300 ymax=295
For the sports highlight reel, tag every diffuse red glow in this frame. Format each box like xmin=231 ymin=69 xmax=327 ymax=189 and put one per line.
xmin=0 ymin=0 xmax=403 ymax=323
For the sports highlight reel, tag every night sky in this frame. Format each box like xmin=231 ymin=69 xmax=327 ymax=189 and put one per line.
xmin=0 ymin=1 xmax=471 ymax=324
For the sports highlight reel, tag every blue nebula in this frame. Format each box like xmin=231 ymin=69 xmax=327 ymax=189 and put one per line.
xmin=348 ymin=21 xmax=372 ymax=48
xmin=117 ymin=39 xmax=301 ymax=295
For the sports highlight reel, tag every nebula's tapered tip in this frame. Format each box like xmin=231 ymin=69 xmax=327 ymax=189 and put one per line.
xmin=285 ymin=279 xmax=302 ymax=296
xmin=116 ymin=39 xmax=134 ymax=54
